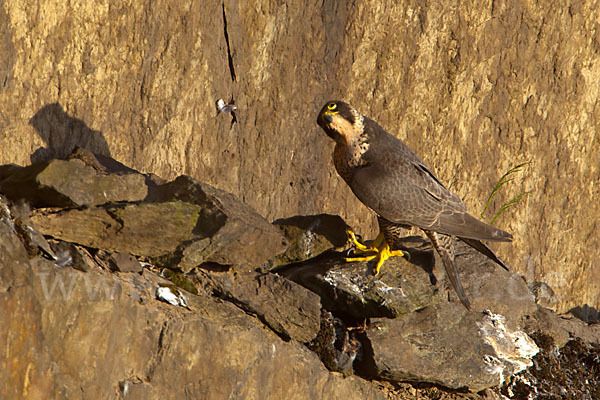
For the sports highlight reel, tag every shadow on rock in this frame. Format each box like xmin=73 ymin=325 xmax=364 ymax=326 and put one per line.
xmin=29 ymin=103 xmax=111 ymax=163
xmin=568 ymin=304 xmax=600 ymax=323
xmin=390 ymin=235 xmax=437 ymax=285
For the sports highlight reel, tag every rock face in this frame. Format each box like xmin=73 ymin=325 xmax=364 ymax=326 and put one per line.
xmin=1 ymin=154 xmax=600 ymax=399
xmin=0 ymin=0 xmax=598 ymax=312
xmin=0 ymin=232 xmax=383 ymax=399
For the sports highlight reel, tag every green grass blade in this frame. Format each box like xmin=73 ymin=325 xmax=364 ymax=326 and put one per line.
xmin=490 ymin=190 xmax=530 ymax=225
xmin=480 ymin=161 xmax=531 ymax=221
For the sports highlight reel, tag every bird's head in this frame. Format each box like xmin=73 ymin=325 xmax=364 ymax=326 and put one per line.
xmin=317 ymin=100 xmax=364 ymax=144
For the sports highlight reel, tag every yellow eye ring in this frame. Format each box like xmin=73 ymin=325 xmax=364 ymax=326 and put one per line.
xmin=327 ymin=103 xmax=337 ymax=111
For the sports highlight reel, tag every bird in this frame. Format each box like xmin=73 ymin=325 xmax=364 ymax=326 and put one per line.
xmin=316 ymin=100 xmax=512 ymax=309
xmin=215 ymin=98 xmax=238 ymax=115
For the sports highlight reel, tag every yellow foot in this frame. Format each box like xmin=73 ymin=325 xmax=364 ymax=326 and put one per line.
xmin=373 ymin=242 xmax=405 ymax=275
xmin=346 ymin=253 xmax=378 ymax=262
xmin=345 ymin=229 xmax=385 ymax=253
xmin=344 ymin=230 xmax=405 ymax=275
xmin=345 ymin=229 xmax=372 ymax=252
xmin=344 ymin=229 xmax=381 ymax=262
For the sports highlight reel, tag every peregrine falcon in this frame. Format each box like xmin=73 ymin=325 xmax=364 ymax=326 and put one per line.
xmin=316 ymin=100 xmax=512 ymax=309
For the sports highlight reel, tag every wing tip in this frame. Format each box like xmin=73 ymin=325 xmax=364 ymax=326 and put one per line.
xmin=458 ymin=293 xmax=472 ymax=310
xmin=492 ymin=229 xmax=513 ymax=242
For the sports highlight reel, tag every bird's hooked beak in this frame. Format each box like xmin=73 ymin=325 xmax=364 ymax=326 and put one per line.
xmin=318 ymin=109 xmax=337 ymax=129
xmin=318 ymin=110 xmax=343 ymax=142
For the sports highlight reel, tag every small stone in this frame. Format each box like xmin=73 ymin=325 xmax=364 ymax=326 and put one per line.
xmin=107 ymin=252 xmax=142 ymax=273
xmin=49 ymin=241 xmax=96 ymax=272
xmin=529 ymin=281 xmax=558 ymax=310
xmin=156 ymin=285 xmax=190 ymax=309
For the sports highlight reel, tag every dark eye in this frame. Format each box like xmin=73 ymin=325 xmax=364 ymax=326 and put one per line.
xmin=327 ymin=103 xmax=337 ymax=110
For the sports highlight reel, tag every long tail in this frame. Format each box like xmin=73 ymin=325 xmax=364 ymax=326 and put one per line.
xmin=424 ymin=230 xmax=471 ymax=310
xmin=459 ymin=238 xmax=510 ymax=271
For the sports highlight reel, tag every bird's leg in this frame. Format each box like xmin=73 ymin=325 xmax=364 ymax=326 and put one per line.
xmin=345 ymin=230 xmax=404 ymax=274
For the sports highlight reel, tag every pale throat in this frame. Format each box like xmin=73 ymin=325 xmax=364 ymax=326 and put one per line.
xmin=330 ymin=112 xmax=369 ymax=170
xmin=329 ymin=113 xmax=365 ymax=147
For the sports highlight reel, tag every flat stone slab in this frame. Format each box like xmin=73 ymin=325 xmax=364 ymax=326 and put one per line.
xmin=193 ymin=270 xmax=321 ymax=342
xmin=31 ymin=201 xmax=204 ymax=257
xmin=0 ymin=158 xmax=147 ymax=207
xmin=31 ymin=175 xmax=287 ymax=272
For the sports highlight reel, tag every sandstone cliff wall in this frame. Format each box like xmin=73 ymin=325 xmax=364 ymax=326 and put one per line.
xmin=1 ymin=1 xmax=598 ymax=312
